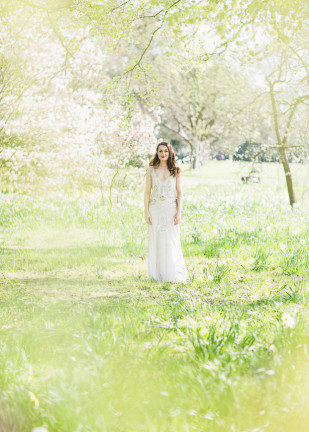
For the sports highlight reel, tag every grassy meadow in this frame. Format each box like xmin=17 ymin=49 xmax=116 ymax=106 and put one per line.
xmin=1 ymin=160 xmax=309 ymax=432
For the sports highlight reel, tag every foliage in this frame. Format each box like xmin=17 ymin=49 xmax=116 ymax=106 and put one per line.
xmin=0 ymin=15 xmax=160 ymax=192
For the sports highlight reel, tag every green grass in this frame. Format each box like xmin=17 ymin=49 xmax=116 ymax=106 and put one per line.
xmin=1 ymin=161 xmax=309 ymax=432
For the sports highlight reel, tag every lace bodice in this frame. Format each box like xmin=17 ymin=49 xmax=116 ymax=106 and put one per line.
xmin=148 ymin=165 xmax=177 ymax=205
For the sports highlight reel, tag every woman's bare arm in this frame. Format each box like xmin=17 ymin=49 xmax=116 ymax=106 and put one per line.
xmin=144 ymin=167 xmax=152 ymax=225
xmin=174 ymin=168 xmax=183 ymax=225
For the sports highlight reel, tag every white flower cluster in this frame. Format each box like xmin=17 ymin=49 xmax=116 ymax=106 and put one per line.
xmin=0 ymin=16 xmax=159 ymax=191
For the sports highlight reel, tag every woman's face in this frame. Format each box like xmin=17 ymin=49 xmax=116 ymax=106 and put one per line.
xmin=157 ymin=145 xmax=169 ymax=161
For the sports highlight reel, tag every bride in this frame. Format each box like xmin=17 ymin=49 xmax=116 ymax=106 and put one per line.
xmin=144 ymin=141 xmax=187 ymax=283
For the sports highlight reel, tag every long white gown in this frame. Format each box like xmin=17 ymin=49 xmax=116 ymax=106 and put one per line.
xmin=147 ymin=165 xmax=187 ymax=283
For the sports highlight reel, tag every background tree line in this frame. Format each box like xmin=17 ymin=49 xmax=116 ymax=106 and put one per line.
xmin=0 ymin=0 xmax=308 ymax=205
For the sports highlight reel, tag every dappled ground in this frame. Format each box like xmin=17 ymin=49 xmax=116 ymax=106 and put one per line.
xmin=1 ymin=161 xmax=309 ymax=432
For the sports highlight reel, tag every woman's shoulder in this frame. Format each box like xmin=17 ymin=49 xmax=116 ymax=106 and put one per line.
xmin=146 ymin=165 xmax=153 ymax=176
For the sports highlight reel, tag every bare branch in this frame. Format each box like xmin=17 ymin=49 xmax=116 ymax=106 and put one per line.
xmin=202 ymin=17 xmax=255 ymax=61
xmin=124 ymin=24 xmax=163 ymax=76
xmin=282 ymin=95 xmax=309 ymax=145
xmin=171 ymin=113 xmax=192 ymax=135
xmin=160 ymin=122 xmax=192 ymax=147
xmin=267 ymin=77 xmax=283 ymax=146
xmin=270 ymin=6 xmax=308 ymax=83
xmin=47 ymin=11 xmax=74 ymax=73
xmin=289 ymin=44 xmax=309 ymax=81
xmin=110 ymin=0 xmax=132 ymax=13
xmin=0 ymin=146 xmax=19 ymax=168
xmin=124 ymin=0 xmax=183 ymax=76
xmin=137 ymin=0 xmax=182 ymax=20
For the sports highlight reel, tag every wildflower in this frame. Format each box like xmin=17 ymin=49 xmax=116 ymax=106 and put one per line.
xmin=300 ymin=238 xmax=305 ymax=244
xmin=279 ymin=243 xmax=287 ymax=251
xmin=205 ymin=316 xmax=212 ymax=323
xmin=281 ymin=312 xmax=295 ymax=328
xmin=5 ymin=199 xmax=10 ymax=204
xmin=229 ymin=232 xmax=233 ymax=237
xmin=29 ymin=391 xmax=39 ymax=407
xmin=16 ymin=201 xmax=20 ymax=204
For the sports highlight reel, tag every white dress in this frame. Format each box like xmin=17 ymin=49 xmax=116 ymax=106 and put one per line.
xmin=147 ymin=165 xmax=187 ymax=283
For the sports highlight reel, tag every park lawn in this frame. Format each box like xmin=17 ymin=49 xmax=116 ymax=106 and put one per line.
xmin=1 ymin=161 xmax=309 ymax=432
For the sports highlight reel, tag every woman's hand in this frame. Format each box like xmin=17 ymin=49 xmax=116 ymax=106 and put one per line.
xmin=173 ymin=212 xmax=181 ymax=225
xmin=145 ymin=212 xmax=152 ymax=225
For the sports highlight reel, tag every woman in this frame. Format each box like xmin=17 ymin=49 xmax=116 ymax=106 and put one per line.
xmin=144 ymin=141 xmax=187 ymax=283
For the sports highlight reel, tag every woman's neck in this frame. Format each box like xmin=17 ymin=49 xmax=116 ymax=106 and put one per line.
xmin=159 ymin=161 xmax=168 ymax=167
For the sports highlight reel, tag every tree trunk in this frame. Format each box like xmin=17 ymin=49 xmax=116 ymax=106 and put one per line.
xmin=192 ymin=153 xmax=198 ymax=169
xmin=268 ymin=80 xmax=296 ymax=206
xmin=189 ymin=143 xmax=195 ymax=169
xmin=192 ymin=140 xmax=201 ymax=169
xmin=278 ymin=147 xmax=296 ymax=207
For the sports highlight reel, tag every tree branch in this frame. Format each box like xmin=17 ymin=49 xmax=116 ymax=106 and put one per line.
xmin=282 ymin=95 xmax=309 ymax=146
xmin=160 ymin=122 xmax=192 ymax=148
xmin=137 ymin=0 xmax=182 ymax=20
xmin=47 ymin=11 xmax=74 ymax=73
xmin=266 ymin=77 xmax=282 ymax=146
xmin=110 ymin=0 xmax=132 ymax=13
xmin=124 ymin=24 xmax=163 ymax=75
xmin=124 ymin=0 xmax=183 ymax=76
xmin=203 ymin=16 xmax=255 ymax=61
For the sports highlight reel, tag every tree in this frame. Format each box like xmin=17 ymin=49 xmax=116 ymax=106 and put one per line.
xmin=0 ymin=9 xmax=159 ymax=195
xmin=230 ymin=1 xmax=309 ymax=206
xmin=191 ymin=0 xmax=309 ymax=204
xmin=1 ymin=0 xmax=308 ymax=206
xmin=156 ymin=57 xmax=254 ymax=168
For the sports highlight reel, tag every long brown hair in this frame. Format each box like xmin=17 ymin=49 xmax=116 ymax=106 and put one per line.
xmin=149 ymin=142 xmax=180 ymax=177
